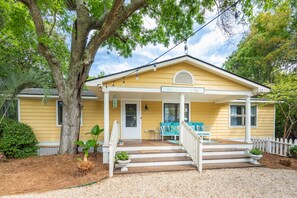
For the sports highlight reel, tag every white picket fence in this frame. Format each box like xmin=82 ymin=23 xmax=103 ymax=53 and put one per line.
xmin=252 ymin=137 xmax=297 ymax=157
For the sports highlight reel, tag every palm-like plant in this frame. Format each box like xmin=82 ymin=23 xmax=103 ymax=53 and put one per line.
xmin=85 ymin=125 xmax=104 ymax=157
xmin=0 ymin=69 xmax=49 ymax=123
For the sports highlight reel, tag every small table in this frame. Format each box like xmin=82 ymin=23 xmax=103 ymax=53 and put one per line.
xmin=144 ymin=129 xmax=160 ymax=140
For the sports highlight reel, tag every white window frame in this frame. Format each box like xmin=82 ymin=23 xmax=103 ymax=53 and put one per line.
xmin=162 ymin=99 xmax=191 ymax=122
xmin=56 ymin=100 xmax=83 ymax=127
xmin=229 ymin=104 xmax=258 ymax=128
xmin=173 ymin=70 xmax=195 ymax=85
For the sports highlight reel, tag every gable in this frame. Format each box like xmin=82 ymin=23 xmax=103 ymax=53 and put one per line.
xmin=104 ymin=62 xmax=252 ymax=91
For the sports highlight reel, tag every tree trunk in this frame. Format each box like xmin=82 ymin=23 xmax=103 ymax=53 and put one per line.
xmin=58 ymin=88 xmax=82 ymax=154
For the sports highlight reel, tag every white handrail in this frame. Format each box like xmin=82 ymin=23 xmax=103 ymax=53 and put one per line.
xmin=109 ymin=120 xmax=120 ymax=177
xmin=181 ymin=121 xmax=203 ymax=172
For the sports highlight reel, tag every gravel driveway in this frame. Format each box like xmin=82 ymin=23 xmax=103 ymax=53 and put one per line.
xmin=5 ymin=168 xmax=297 ymax=198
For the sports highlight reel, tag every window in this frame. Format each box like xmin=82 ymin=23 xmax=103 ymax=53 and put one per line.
xmin=164 ymin=103 xmax=189 ymax=122
xmin=57 ymin=101 xmax=82 ymax=126
xmin=0 ymin=100 xmax=18 ymax=121
xmin=230 ymin=105 xmax=257 ymax=127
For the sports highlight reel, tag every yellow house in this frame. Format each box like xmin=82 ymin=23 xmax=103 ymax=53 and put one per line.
xmin=17 ymin=55 xmax=275 ymax=172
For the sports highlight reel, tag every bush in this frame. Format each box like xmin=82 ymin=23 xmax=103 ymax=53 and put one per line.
xmin=290 ymin=146 xmax=297 ymax=158
xmin=0 ymin=118 xmax=38 ymax=158
xmin=250 ymin=148 xmax=263 ymax=155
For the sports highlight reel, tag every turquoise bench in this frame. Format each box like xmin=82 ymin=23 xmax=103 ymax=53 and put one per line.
xmin=160 ymin=122 xmax=211 ymax=141
xmin=188 ymin=122 xmax=211 ymax=141
xmin=160 ymin=122 xmax=180 ymax=141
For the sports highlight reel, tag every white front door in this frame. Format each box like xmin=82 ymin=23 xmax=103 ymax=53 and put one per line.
xmin=122 ymin=101 xmax=141 ymax=139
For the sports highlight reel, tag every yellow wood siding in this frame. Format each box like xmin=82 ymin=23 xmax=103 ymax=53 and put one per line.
xmin=20 ymin=98 xmax=274 ymax=142
xmin=191 ymin=102 xmax=274 ymax=139
xmin=105 ymin=62 xmax=251 ymax=91
xmin=141 ymin=101 xmax=162 ymax=139
xmin=20 ymin=98 xmax=121 ymax=142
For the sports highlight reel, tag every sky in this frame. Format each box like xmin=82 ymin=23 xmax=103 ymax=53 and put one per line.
xmin=89 ymin=12 xmax=249 ymax=77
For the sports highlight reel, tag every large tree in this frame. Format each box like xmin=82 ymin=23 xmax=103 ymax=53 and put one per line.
xmin=224 ymin=0 xmax=297 ymax=84
xmin=1 ymin=0 xmax=277 ymax=154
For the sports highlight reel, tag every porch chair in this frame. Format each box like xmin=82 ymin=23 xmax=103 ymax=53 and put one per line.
xmin=160 ymin=122 xmax=180 ymax=141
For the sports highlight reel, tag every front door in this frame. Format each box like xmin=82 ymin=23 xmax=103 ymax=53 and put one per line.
xmin=122 ymin=101 xmax=141 ymax=139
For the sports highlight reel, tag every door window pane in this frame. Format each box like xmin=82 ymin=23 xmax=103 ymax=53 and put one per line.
xmin=125 ymin=104 xmax=137 ymax=127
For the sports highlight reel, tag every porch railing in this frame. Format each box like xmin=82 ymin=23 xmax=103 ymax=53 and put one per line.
xmin=181 ymin=121 xmax=202 ymax=172
xmin=109 ymin=120 xmax=120 ymax=177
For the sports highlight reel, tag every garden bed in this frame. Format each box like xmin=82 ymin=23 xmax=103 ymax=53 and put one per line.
xmin=259 ymin=152 xmax=297 ymax=170
xmin=0 ymin=153 xmax=108 ymax=196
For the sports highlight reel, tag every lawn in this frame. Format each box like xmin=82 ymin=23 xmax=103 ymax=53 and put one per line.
xmin=0 ymin=153 xmax=108 ymax=196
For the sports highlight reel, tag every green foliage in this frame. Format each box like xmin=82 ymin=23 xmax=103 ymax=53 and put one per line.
xmin=250 ymin=148 xmax=263 ymax=155
xmin=115 ymin=151 xmax=129 ymax=161
xmin=85 ymin=125 xmax=104 ymax=154
xmin=289 ymin=146 xmax=297 ymax=157
xmin=224 ymin=0 xmax=297 ymax=84
xmin=0 ymin=118 xmax=39 ymax=158
xmin=74 ymin=139 xmax=96 ymax=160
xmin=265 ymin=74 xmax=297 ymax=138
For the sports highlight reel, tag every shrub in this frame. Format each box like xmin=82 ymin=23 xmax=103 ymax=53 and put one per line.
xmin=250 ymin=148 xmax=263 ymax=155
xmin=290 ymin=146 xmax=297 ymax=158
xmin=115 ymin=151 xmax=129 ymax=161
xmin=0 ymin=118 xmax=38 ymax=158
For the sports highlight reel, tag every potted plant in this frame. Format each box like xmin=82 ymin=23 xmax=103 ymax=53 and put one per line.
xmin=289 ymin=146 xmax=297 ymax=158
xmin=249 ymin=148 xmax=263 ymax=164
xmin=115 ymin=151 xmax=130 ymax=172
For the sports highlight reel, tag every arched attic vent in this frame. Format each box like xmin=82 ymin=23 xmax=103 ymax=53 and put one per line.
xmin=173 ymin=70 xmax=194 ymax=85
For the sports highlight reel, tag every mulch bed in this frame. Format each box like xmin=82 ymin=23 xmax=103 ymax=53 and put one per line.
xmin=259 ymin=152 xmax=297 ymax=170
xmin=0 ymin=153 xmax=108 ymax=196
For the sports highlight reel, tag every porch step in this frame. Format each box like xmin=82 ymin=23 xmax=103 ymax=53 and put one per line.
xmin=203 ymin=162 xmax=263 ymax=170
xmin=202 ymin=154 xmax=249 ymax=160
xmin=116 ymin=146 xmax=183 ymax=152
xmin=130 ymin=152 xmax=188 ymax=159
xmin=130 ymin=156 xmax=192 ymax=163
xmin=203 ymin=144 xmax=252 ymax=149
xmin=114 ymin=165 xmax=197 ymax=174
xmin=127 ymin=149 xmax=187 ymax=154
xmin=126 ymin=160 xmax=194 ymax=168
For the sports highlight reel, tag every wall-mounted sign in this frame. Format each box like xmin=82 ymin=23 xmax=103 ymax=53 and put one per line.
xmin=161 ymin=86 xmax=205 ymax=94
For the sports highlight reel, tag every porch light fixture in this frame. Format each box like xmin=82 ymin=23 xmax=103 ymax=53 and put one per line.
xmin=136 ymin=70 xmax=139 ymax=80
xmin=153 ymin=63 xmax=157 ymax=71
xmin=144 ymin=104 xmax=149 ymax=110
xmin=112 ymin=81 xmax=115 ymax=86
xmin=122 ymin=77 xmax=125 ymax=86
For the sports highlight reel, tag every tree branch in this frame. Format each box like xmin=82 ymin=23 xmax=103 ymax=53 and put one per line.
xmin=19 ymin=0 xmax=65 ymax=95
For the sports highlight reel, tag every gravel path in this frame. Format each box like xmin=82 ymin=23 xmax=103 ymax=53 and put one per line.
xmin=5 ymin=168 xmax=297 ymax=198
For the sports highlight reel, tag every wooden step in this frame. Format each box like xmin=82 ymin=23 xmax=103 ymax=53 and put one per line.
xmin=130 ymin=156 xmax=192 ymax=163
xmin=203 ymin=148 xmax=247 ymax=152
xmin=114 ymin=164 xmax=197 ymax=174
xmin=203 ymin=162 xmax=263 ymax=170
xmin=127 ymin=149 xmax=186 ymax=154
xmin=203 ymin=154 xmax=249 ymax=160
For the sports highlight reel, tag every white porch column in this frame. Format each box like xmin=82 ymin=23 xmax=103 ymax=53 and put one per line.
xmin=103 ymin=91 xmax=110 ymax=163
xmin=245 ymin=96 xmax=251 ymax=143
xmin=179 ymin=93 xmax=185 ymax=145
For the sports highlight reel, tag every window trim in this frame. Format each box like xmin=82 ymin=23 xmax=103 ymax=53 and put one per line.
xmin=172 ymin=70 xmax=195 ymax=85
xmin=162 ymin=101 xmax=191 ymax=123
xmin=56 ymin=100 xmax=83 ymax=127
xmin=228 ymin=104 xmax=258 ymax=128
